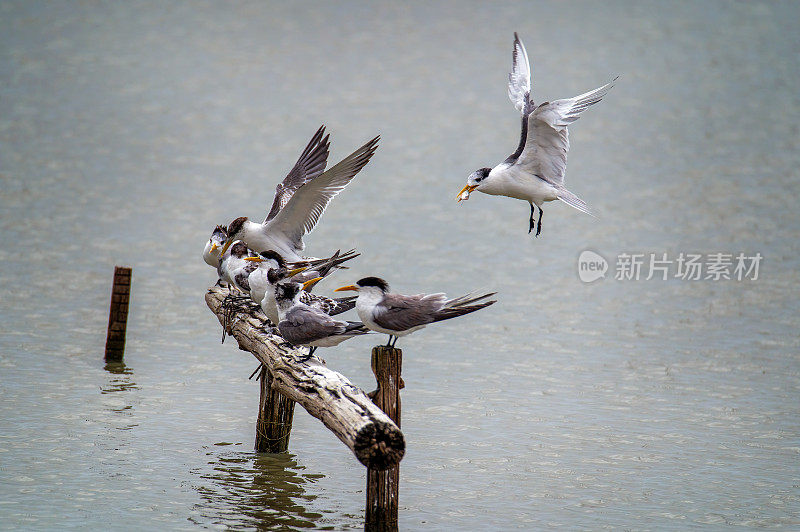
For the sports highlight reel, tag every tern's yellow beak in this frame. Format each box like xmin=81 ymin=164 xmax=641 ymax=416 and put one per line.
xmin=210 ymin=243 xmax=218 ymax=253
xmin=455 ymin=184 xmax=478 ymax=202
xmin=218 ymin=239 xmax=234 ymax=258
xmin=243 ymin=256 xmax=263 ymax=262
xmin=334 ymin=284 xmax=359 ymax=292
xmin=302 ymin=277 xmax=323 ymax=291
xmin=288 ymin=266 xmax=308 ymax=277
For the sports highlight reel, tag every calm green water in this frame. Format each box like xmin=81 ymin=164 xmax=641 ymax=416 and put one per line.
xmin=1 ymin=1 xmax=799 ymax=529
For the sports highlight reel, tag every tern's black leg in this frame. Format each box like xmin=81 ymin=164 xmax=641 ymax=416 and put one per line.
xmin=298 ymin=346 xmax=316 ymax=362
xmin=390 ymin=336 xmax=400 ymax=348
xmin=536 ymin=206 xmax=543 ymax=237
xmin=385 ymin=335 xmax=394 ymax=347
xmin=528 ymin=203 xmax=536 ymax=234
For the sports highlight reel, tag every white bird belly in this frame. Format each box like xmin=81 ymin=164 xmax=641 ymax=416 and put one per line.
xmin=260 ymin=287 xmax=280 ymax=325
xmin=243 ymin=225 xmax=303 ymax=262
xmin=483 ymin=166 xmax=559 ymax=205
xmin=308 ymin=334 xmax=357 ymax=348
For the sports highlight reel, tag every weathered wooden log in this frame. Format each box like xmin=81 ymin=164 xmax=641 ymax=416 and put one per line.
xmin=105 ymin=266 xmax=132 ymax=362
xmin=206 ymin=286 xmax=405 ymax=470
xmin=366 ymin=346 xmax=402 ymax=531
xmin=255 ymin=366 xmax=296 ymax=452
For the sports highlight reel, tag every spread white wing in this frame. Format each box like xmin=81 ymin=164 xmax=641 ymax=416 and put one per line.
xmin=264 ymin=125 xmax=330 ymax=223
xmin=507 ymin=32 xmax=531 ymax=114
xmin=264 ymin=135 xmax=379 ymax=252
xmin=515 ymin=79 xmax=616 ymax=186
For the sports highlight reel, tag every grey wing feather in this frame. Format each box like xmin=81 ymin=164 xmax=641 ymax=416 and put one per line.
xmin=278 ymin=306 xmax=346 ymax=345
xmin=308 ymin=294 xmax=356 ymax=316
xmin=264 ymin=135 xmax=379 ymax=252
xmin=264 ymin=125 xmax=330 ymax=223
xmin=372 ymin=293 xmax=447 ymax=332
xmin=516 ymin=78 xmax=616 ymax=186
xmin=508 ymin=32 xmax=532 ymax=114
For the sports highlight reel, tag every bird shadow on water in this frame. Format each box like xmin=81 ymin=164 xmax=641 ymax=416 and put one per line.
xmin=190 ymin=451 xmax=335 ymax=530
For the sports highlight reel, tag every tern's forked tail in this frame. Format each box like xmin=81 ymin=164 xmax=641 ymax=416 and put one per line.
xmin=433 ymin=292 xmax=497 ymax=323
xmin=556 ymin=187 xmax=595 ymax=217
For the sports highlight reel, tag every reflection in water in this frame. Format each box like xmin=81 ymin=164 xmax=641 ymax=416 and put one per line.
xmin=101 ymin=361 xmax=138 ymax=394
xmin=193 ymin=452 xmax=327 ymax=530
xmin=101 ymin=362 xmax=138 ymax=430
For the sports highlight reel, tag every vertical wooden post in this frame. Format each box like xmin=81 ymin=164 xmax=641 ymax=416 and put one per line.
xmin=255 ymin=366 xmax=296 ymax=452
xmin=366 ymin=346 xmax=402 ymax=531
xmin=105 ymin=266 xmax=131 ymax=362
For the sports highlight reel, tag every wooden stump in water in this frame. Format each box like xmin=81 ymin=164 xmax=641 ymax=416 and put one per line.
xmin=255 ymin=366 xmax=296 ymax=453
xmin=105 ymin=266 xmax=131 ymax=362
xmin=366 ymin=345 xmax=403 ymax=531
xmin=205 ymin=286 xmax=404 ymax=470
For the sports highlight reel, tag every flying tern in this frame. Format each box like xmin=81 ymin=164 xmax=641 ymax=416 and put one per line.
xmin=335 ymin=277 xmax=496 ymax=347
xmin=457 ymin=33 xmax=616 ymax=236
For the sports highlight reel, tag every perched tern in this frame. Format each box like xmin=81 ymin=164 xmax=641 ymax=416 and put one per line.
xmin=203 ymin=225 xmax=228 ymax=268
xmin=275 ymin=281 xmax=370 ymax=358
xmin=242 ymin=250 xmax=308 ymax=309
xmin=249 ymin=248 xmax=360 ymax=285
xmin=217 ymin=241 xmax=258 ymax=293
xmin=219 ymin=129 xmax=380 ymax=261
xmin=457 ymin=32 xmax=616 ymax=236
xmin=335 ymin=277 xmax=497 ymax=347
xmin=243 ymin=250 xmax=356 ymax=325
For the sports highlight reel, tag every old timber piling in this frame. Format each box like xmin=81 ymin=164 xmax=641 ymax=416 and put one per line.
xmin=105 ymin=266 xmax=132 ymax=362
xmin=205 ymin=285 xmax=405 ymax=471
xmin=366 ymin=345 xmax=403 ymax=530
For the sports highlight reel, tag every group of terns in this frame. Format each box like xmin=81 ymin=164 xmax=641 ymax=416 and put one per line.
xmin=203 ymin=126 xmax=496 ymax=357
xmin=204 ymin=33 xmax=615 ymax=358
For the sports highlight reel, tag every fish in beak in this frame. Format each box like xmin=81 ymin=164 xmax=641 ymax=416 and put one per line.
xmin=456 ymin=184 xmax=478 ymax=203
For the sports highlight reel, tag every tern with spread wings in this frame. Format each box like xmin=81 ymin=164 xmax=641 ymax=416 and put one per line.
xmin=456 ymin=33 xmax=616 ymax=236
xmin=218 ymin=126 xmax=379 ymax=261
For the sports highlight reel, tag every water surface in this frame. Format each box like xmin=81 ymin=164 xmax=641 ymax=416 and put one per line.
xmin=1 ymin=1 xmax=799 ymax=529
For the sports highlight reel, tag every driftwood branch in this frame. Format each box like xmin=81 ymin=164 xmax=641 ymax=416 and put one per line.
xmin=205 ymin=286 xmax=405 ymax=470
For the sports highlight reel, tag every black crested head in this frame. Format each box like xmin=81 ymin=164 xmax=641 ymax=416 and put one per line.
xmin=227 ymin=216 xmax=248 ymax=238
xmin=356 ymin=276 xmax=389 ymax=292
xmin=230 ymin=241 xmax=250 ymax=257
xmin=267 ymin=267 xmax=288 ymax=284
xmin=258 ymin=250 xmax=286 ymax=268
xmin=274 ymin=281 xmax=301 ymax=301
xmin=474 ymin=167 xmax=491 ymax=182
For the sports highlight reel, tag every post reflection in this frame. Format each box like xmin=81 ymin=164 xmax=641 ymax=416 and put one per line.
xmin=101 ymin=361 xmax=138 ymax=394
xmin=193 ymin=452 xmax=327 ymax=530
